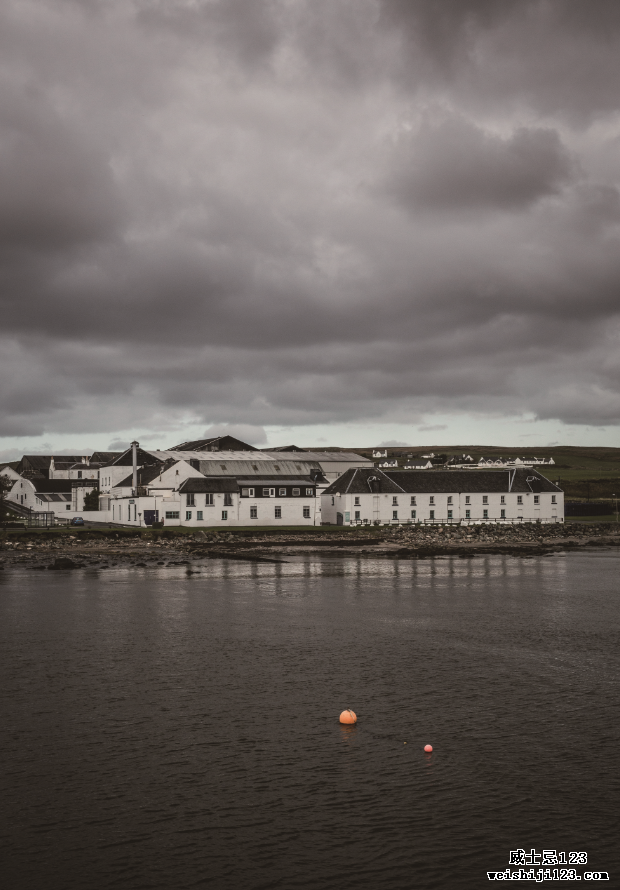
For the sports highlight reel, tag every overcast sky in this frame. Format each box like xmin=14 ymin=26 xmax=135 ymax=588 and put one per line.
xmin=2 ymin=0 xmax=620 ymax=457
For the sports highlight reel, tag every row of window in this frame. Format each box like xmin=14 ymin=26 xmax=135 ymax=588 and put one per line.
xmin=185 ymin=493 xmax=232 ymax=507
xmin=353 ymin=508 xmax=546 ymax=521
xmin=180 ymin=507 xmax=313 ymax=521
xmin=241 ymin=487 xmax=314 ymax=497
xmin=351 ymin=494 xmax=553 ymax=506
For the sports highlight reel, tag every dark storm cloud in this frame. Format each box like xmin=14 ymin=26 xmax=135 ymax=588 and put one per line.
xmin=387 ymin=116 xmax=576 ymax=211
xmin=1 ymin=0 xmax=620 ymax=441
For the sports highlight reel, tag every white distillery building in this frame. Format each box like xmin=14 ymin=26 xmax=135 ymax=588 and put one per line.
xmin=321 ymin=468 xmax=564 ymax=525
xmin=96 ymin=443 xmax=325 ymax=527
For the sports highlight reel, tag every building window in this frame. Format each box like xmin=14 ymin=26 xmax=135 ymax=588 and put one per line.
xmin=275 ymin=506 xmax=281 ymax=519
xmin=465 ymin=509 xmax=470 ymax=519
xmin=186 ymin=511 xmax=192 ymax=520
xmin=279 ymin=488 xmax=286 ymax=496
xmin=429 ymin=496 xmax=434 ymax=505
xmin=354 ymin=496 xmax=360 ymax=505
xmin=392 ymin=510 xmax=398 ymax=520
xmin=66 ymin=504 xmax=71 ymax=511
xmin=186 ymin=493 xmax=195 ymax=507
xmin=500 ymin=495 xmax=505 ymax=504
xmin=447 ymin=510 xmax=453 ymax=519
xmin=429 ymin=510 xmax=435 ymax=520
xmin=306 ymin=488 xmax=314 ymax=496
xmin=552 ymin=495 xmax=556 ymax=504
xmin=241 ymin=488 xmax=249 ymax=496
xmin=250 ymin=506 xmax=257 ymax=519
xmin=392 ymin=496 xmax=398 ymax=506
xmin=447 ymin=496 xmax=453 ymax=504
xmin=465 ymin=496 xmax=470 ymax=504
xmin=482 ymin=496 xmax=488 ymax=505
xmin=354 ymin=511 xmax=360 ymax=520
xmin=534 ymin=495 xmax=540 ymax=504
xmin=517 ymin=495 xmax=523 ymax=505
xmin=263 ymin=488 xmax=270 ymax=497
xmin=205 ymin=494 xmax=214 ymax=506
xmin=303 ymin=506 xmax=311 ymax=519
xmin=224 ymin=493 xmax=233 ymax=506
xmin=249 ymin=488 xmax=254 ymax=497
xmin=500 ymin=509 xmax=505 ymax=519
xmin=197 ymin=511 xmax=203 ymax=520
xmin=165 ymin=511 xmax=179 ymax=519
xmin=411 ymin=496 xmax=416 ymax=506
xmin=331 ymin=497 xmax=335 ymax=506
xmin=483 ymin=509 xmax=488 ymax=519
xmin=292 ymin=488 xmax=300 ymax=496
xmin=411 ymin=510 xmax=416 ymax=519
xmin=222 ymin=511 xmax=228 ymax=520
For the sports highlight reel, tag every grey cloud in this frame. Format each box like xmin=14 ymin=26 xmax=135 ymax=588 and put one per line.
xmin=0 ymin=87 xmax=122 ymax=249
xmin=199 ymin=424 xmax=268 ymax=446
xmin=1 ymin=0 xmax=620 ymax=445
xmin=380 ymin=1 xmax=620 ymax=121
xmin=107 ymin=439 xmax=131 ymax=450
xmin=387 ymin=117 xmax=576 ymax=211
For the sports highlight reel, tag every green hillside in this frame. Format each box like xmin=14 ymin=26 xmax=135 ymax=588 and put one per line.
xmin=348 ymin=445 xmax=620 ymax=501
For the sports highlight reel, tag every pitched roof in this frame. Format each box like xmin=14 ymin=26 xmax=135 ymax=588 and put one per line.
xmin=90 ymin=451 xmax=123 ymax=463
xmin=168 ymin=435 xmax=258 ymax=452
xmin=115 ymin=460 xmax=179 ymax=488
xmin=323 ymin=468 xmax=403 ymax=495
xmin=21 ymin=455 xmax=84 ymax=471
xmin=323 ymin=467 xmax=561 ymax=495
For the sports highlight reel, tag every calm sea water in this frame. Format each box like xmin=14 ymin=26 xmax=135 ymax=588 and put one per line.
xmin=1 ymin=553 xmax=619 ymax=890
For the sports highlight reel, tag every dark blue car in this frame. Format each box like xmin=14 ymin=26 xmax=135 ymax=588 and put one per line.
xmin=70 ymin=517 xmax=85 ymax=526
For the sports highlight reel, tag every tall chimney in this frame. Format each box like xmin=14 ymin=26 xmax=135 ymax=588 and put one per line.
xmin=131 ymin=441 xmax=139 ymax=492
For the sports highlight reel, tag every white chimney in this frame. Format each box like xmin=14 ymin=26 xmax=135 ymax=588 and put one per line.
xmin=131 ymin=441 xmax=139 ymax=492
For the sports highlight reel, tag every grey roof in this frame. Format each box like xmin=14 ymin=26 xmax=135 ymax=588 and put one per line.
xmin=197 ymin=458 xmax=321 ymax=476
xmin=178 ymin=477 xmax=239 ymax=493
xmin=262 ymin=450 xmax=372 ymax=464
xmin=323 ymin=468 xmax=561 ymax=496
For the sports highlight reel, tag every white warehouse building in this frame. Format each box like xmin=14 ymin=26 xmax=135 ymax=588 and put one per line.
xmin=321 ymin=468 xmax=564 ymax=525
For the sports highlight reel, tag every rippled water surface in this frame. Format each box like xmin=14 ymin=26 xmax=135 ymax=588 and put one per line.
xmin=1 ymin=553 xmax=619 ymax=889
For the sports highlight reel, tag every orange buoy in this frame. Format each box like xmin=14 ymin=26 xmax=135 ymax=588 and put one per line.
xmin=339 ymin=709 xmax=357 ymax=724
xmin=424 ymin=744 xmax=433 ymax=752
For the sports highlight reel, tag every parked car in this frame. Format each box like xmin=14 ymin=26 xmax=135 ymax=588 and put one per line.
xmin=70 ymin=517 xmax=85 ymax=526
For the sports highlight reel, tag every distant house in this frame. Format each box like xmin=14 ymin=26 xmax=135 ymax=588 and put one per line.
xmin=378 ymin=460 xmax=399 ymax=468
xmin=372 ymin=450 xmax=388 ymax=458
xmin=403 ymin=459 xmax=433 ymax=469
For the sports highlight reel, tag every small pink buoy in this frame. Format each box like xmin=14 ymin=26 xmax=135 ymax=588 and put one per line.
xmin=424 ymin=744 xmax=433 ymax=753
xmin=339 ymin=709 xmax=357 ymax=724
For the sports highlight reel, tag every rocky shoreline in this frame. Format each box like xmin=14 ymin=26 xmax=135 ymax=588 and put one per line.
xmin=0 ymin=522 xmax=619 ymax=570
